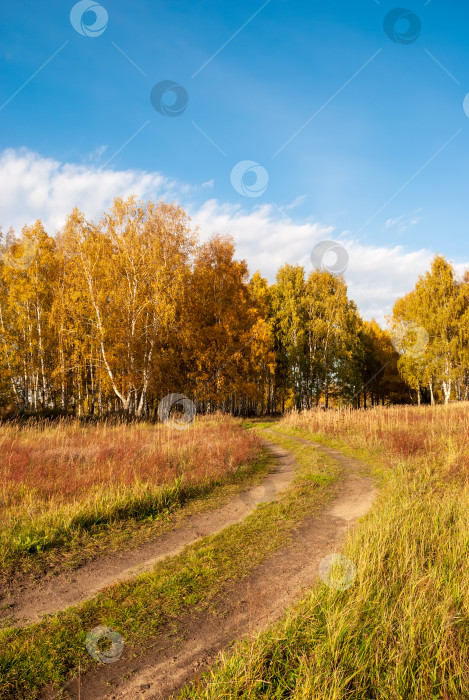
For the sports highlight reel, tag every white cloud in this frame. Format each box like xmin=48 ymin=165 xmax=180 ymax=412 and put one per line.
xmin=192 ymin=199 xmax=335 ymax=279
xmin=191 ymin=201 xmax=435 ymax=324
xmin=0 ymin=148 xmax=464 ymax=325
xmin=0 ymin=148 xmax=180 ymax=234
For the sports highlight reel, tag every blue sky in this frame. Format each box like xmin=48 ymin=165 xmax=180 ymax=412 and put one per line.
xmin=1 ymin=1 xmax=468 ymax=321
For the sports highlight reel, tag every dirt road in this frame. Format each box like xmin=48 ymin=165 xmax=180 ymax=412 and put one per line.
xmin=39 ymin=433 xmax=375 ymax=700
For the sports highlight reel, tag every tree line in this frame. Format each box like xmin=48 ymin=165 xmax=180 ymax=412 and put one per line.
xmin=0 ymin=197 xmax=467 ymax=417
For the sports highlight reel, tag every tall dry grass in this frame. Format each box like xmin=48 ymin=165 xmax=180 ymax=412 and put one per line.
xmin=0 ymin=414 xmax=261 ymax=568
xmin=283 ymin=403 xmax=469 ymax=477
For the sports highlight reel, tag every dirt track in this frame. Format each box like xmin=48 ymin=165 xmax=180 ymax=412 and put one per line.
xmin=38 ymin=433 xmax=376 ymax=700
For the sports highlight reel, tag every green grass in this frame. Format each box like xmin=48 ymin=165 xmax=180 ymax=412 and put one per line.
xmin=0 ymin=428 xmax=339 ymax=699
xmin=177 ymin=419 xmax=469 ymax=700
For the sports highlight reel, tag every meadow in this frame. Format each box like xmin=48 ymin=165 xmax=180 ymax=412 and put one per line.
xmin=3 ymin=405 xmax=469 ymax=698
xmin=0 ymin=417 xmax=338 ymax=699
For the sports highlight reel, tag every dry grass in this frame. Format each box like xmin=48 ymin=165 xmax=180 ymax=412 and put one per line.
xmin=0 ymin=414 xmax=261 ymax=569
xmin=282 ymin=403 xmax=469 ymax=477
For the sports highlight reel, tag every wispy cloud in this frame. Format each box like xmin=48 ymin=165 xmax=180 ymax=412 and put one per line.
xmin=283 ymin=194 xmax=308 ymax=211
xmin=87 ymin=145 xmax=108 ymax=163
xmin=384 ymin=208 xmax=423 ymax=234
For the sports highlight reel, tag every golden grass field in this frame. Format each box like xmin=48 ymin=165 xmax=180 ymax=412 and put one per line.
xmin=3 ymin=405 xmax=469 ymax=699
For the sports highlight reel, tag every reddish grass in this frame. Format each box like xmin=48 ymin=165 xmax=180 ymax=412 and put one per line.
xmin=0 ymin=414 xmax=263 ymax=565
xmin=0 ymin=415 xmax=260 ymax=506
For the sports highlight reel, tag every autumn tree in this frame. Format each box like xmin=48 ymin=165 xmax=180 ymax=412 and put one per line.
xmin=59 ymin=198 xmax=196 ymax=415
xmin=5 ymin=201 xmax=464 ymax=417
xmin=391 ymin=256 xmax=468 ymax=404
xmin=270 ymin=265 xmax=306 ymax=410
xmin=183 ymin=235 xmax=273 ymax=415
